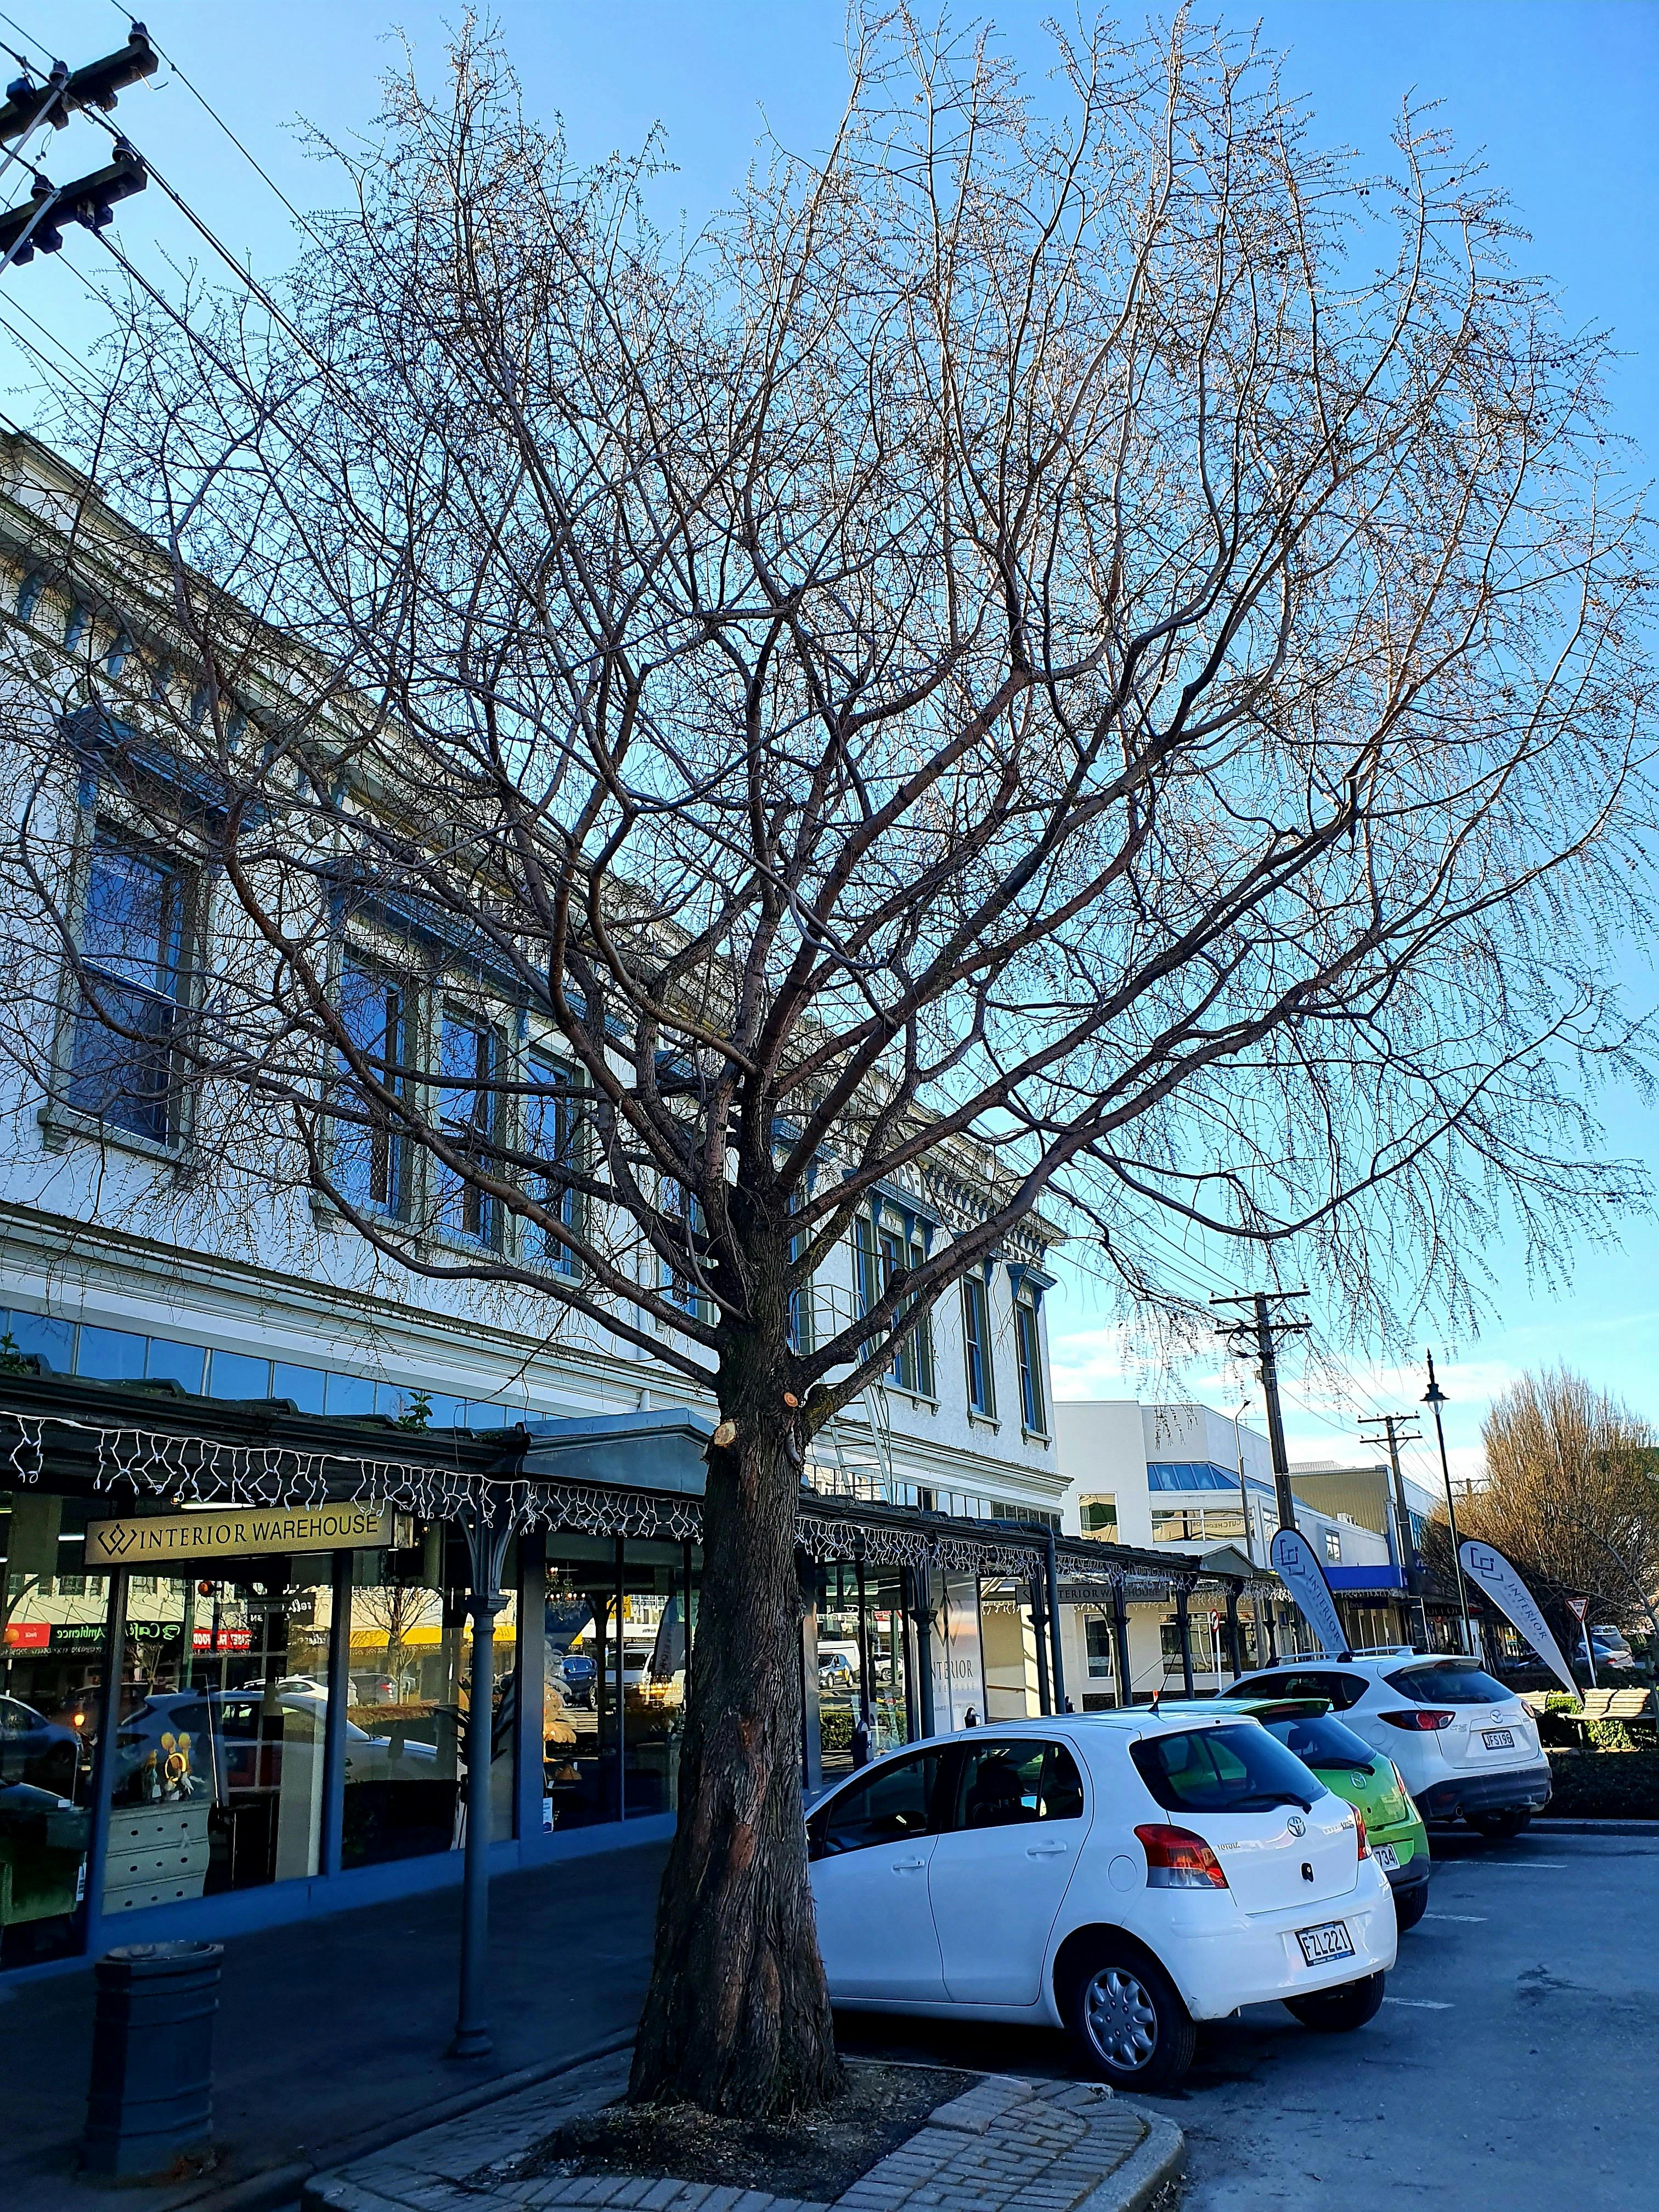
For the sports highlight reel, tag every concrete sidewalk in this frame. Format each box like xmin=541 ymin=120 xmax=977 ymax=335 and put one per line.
xmin=0 ymin=1838 xmax=668 ymax=2212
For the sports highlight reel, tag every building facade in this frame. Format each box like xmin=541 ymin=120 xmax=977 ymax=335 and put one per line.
xmin=1054 ymin=1397 xmax=1445 ymax=1697
xmin=0 ymin=430 xmax=1097 ymax=1978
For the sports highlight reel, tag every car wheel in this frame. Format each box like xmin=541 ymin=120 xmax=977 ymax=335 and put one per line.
xmin=1468 ymin=1808 xmax=1530 ymax=1839
xmin=1065 ymin=1943 xmax=1196 ymax=2092
xmin=1392 ymin=1883 xmax=1430 ymax=1933
xmin=1284 ymin=1971 xmax=1386 ymax=2032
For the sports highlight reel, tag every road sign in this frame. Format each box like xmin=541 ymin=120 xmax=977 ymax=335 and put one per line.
xmin=1567 ymin=1597 xmax=1590 ymax=1621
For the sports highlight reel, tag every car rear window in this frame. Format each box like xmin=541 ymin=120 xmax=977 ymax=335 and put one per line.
xmin=1260 ymin=1713 xmax=1377 ymax=1771
xmin=1383 ymin=1663 xmax=1510 ymax=1705
xmin=1131 ymin=1724 xmax=1324 ymax=1814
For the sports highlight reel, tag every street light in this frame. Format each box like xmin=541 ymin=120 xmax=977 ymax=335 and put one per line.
xmin=1422 ymin=1352 xmax=1474 ymax=1656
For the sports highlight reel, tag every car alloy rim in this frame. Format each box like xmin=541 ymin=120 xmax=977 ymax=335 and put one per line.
xmin=1084 ymin=1967 xmax=1159 ymax=2070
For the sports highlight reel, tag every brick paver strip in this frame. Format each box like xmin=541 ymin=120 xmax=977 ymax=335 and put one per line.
xmin=304 ymin=2061 xmax=1174 ymax=2212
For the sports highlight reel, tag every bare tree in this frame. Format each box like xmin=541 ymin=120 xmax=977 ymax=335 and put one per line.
xmin=1455 ymin=1367 xmax=1659 ymax=1629
xmin=2 ymin=9 xmax=1655 ymax=2112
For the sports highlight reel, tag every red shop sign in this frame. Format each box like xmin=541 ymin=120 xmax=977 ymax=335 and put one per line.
xmin=4 ymin=1621 xmax=50 ymax=1649
xmin=191 ymin=1629 xmax=253 ymax=1651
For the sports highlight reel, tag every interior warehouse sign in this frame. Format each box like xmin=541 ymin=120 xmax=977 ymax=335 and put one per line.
xmin=86 ymin=1503 xmax=392 ymax=1567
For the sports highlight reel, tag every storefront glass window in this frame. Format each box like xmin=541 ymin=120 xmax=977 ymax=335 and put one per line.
xmin=818 ymin=1560 xmax=911 ymax=1783
xmin=1 ymin=1490 xmax=100 ymax=1970
xmin=541 ymin=1539 xmax=696 ymax=1832
xmin=104 ymin=1565 xmax=334 ymax=1913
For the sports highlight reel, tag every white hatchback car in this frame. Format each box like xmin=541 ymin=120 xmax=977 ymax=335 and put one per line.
xmin=1228 ymin=1654 xmax=1552 ymax=1837
xmin=806 ymin=1711 xmax=1395 ymax=2090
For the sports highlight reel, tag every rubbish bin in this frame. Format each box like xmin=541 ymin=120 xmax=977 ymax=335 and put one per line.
xmin=83 ymin=1940 xmax=223 ymax=2180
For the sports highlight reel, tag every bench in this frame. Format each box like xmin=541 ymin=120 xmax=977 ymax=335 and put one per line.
xmin=1578 ymin=1688 xmax=1657 ymax=1726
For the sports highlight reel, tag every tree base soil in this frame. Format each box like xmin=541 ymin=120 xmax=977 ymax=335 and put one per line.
xmin=509 ymin=2062 xmax=975 ymax=2204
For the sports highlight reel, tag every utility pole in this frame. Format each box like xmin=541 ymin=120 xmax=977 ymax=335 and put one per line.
xmin=0 ymin=27 xmax=154 ymax=274
xmin=1359 ymin=1411 xmax=1429 ymax=1647
xmin=1213 ymin=1291 xmax=1310 ymax=1531
xmin=1422 ymin=1352 xmax=1474 ymax=1655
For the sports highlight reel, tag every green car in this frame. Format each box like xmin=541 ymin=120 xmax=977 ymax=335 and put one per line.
xmin=1158 ymin=1697 xmax=1432 ymax=1931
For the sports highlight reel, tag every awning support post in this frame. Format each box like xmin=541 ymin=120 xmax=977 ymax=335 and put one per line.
xmin=1045 ymin=1531 xmax=1066 ymax=1712
xmin=1111 ymin=1581 xmax=1132 ymax=1709
xmin=449 ymin=1499 xmax=511 ymax=2061
xmin=1225 ymin=1585 xmax=1243 ymax=1681
xmin=1175 ymin=1587 xmax=1195 ymax=1696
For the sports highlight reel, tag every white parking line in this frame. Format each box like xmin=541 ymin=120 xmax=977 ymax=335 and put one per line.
xmin=1384 ymin=1996 xmax=1454 ymax=2010
xmin=1424 ymin=1912 xmax=1487 ymax=1922
xmin=1467 ymin=1861 xmax=1568 ymax=1870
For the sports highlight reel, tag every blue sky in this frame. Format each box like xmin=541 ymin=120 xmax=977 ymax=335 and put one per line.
xmin=3 ymin=2 xmax=1655 ymax=1493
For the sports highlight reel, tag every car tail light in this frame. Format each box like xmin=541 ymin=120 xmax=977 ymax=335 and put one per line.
xmin=1378 ymin=1708 xmax=1456 ymax=1730
xmin=1355 ymin=1810 xmax=1369 ymax=1859
xmin=1135 ymin=1822 xmax=1229 ymax=1889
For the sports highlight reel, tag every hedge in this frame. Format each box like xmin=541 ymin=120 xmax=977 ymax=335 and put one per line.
xmin=1544 ymin=1748 xmax=1659 ymax=1820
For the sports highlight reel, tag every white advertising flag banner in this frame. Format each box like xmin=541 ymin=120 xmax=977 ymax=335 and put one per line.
xmin=1269 ymin=1527 xmax=1349 ymax=1658
xmin=1458 ymin=1539 xmax=1579 ymax=1697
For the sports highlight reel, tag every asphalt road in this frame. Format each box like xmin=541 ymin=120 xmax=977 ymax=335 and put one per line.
xmin=839 ymin=1828 xmax=1659 ymax=2210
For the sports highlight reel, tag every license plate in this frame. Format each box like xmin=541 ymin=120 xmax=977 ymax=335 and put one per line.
xmin=1371 ymin=1843 xmax=1399 ymax=1872
xmin=1482 ymin=1728 xmax=1515 ymax=1750
xmin=1297 ymin=1920 xmax=1355 ymax=1966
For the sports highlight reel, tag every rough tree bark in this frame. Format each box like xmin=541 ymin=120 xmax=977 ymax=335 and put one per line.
xmin=629 ymin=1334 xmax=842 ymax=2114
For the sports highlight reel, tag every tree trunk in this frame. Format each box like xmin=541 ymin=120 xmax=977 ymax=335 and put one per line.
xmin=629 ymin=1356 xmax=842 ymax=2115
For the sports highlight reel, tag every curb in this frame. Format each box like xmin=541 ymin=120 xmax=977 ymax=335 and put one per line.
xmin=168 ymin=2033 xmax=637 ymax=2212
xmin=1531 ymin=1818 xmax=1659 ymax=1836
xmin=1081 ymin=2108 xmax=1186 ymax=2212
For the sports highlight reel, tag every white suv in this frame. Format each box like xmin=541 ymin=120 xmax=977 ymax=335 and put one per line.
xmin=806 ymin=1711 xmax=1395 ymax=2091
xmin=1229 ymin=1655 xmax=1551 ymax=1837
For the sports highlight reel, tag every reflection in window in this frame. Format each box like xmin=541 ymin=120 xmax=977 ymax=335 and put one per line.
xmin=1014 ymin=1295 xmax=1045 ymax=1433
xmin=814 ymin=1748 xmax=943 ymax=1856
xmin=524 ymin=1056 xmax=580 ymax=1274
xmin=962 ymin=1274 xmax=994 ymax=1415
xmin=436 ymin=1012 xmax=500 ymax=1244
xmin=334 ymin=960 xmax=409 ymax=1214
xmin=952 ymin=1739 xmax=1084 ymax=1829
xmin=67 ymin=832 xmax=187 ymax=1143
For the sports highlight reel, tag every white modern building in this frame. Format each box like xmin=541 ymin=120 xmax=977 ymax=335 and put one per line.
xmin=1054 ymin=1397 xmax=1442 ymax=1699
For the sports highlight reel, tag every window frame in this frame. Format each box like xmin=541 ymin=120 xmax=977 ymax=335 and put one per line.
xmin=331 ymin=952 xmax=415 ymax=1220
xmin=433 ymin=1002 xmax=505 ymax=1249
xmin=961 ymin=1272 xmax=995 ymax=1418
xmin=61 ymin=820 xmax=196 ymax=1150
xmin=523 ymin=1049 xmax=584 ymax=1277
xmin=1013 ymin=1291 xmax=1047 ymax=1436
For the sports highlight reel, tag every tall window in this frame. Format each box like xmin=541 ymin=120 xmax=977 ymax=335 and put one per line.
xmin=67 ymin=830 xmax=188 ymax=1143
xmin=436 ymin=1012 xmax=500 ymax=1244
xmin=786 ymin=1194 xmax=812 ymax=1354
xmin=660 ymin=1181 xmax=710 ymax=1321
xmin=1085 ymin=1617 xmax=1115 ymax=1679
xmin=1014 ymin=1291 xmax=1046 ymax=1434
xmin=524 ymin=1054 xmax=580 ymax=1276
xmin=877 ymin=1223 xmax=933 ymax=1396
xmin=335 ymin=958 xmax=409 ymax=1214
xmin=962 ymin=1274 xmax=994 ymax=1415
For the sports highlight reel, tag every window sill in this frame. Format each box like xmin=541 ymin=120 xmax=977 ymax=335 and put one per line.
xmin=967 ymin=1409 xmax=1000 ymax=1431
xmin=38 ymin=1099 xmax=188 ymax=1170
xmin=884 ymin=1385 xmax=939 ymax=1410
xmin=1022 ymin=1427 xmax=1052 ymax=1448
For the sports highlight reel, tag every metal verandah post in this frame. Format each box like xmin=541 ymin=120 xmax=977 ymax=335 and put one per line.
xmin=1045 ymin=1531 xmax=1066 ymax=1711
xmin=1111 ymin=1582 xmax=1132 ymax=1709
xmin=450 ymin=1500 xmax=511 ymax=2061
xmin=1175 ymin=1587 xmax=1195 ymax=1696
